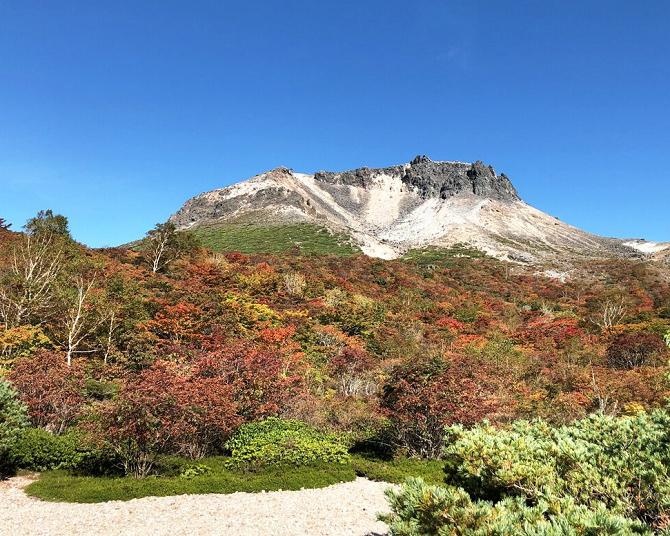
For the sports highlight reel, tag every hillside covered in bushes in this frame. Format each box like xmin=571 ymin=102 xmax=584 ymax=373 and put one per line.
xmin=1 ymin=211 xmax=670 ymax=531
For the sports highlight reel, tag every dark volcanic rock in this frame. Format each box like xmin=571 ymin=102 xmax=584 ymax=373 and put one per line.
xmin=314 ymin=156 xmax=519 ymax=202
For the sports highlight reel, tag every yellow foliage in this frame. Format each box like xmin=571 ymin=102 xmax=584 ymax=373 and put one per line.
xmin=206 ymin=252 xmax=230 ymax=269
xmin=224 ymin=293 xmax=280 ymax=330
xmin=235 ymin=268 xmax=277 ymax=292
xmin=283 ymin=309 xmax=310 ymax=320
xmin=622 ymin=402 xmax=646 ymax=416
xmin=0 ymin=325 xmax=51 ymax=367
xmin=323 ymin=288 xmax=347 ymax=307
xmin=351 ymin=294 xmax=375 ymax=309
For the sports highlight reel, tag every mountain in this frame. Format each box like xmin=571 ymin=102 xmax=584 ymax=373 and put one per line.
xmin=169 ymin=156 xmax=668 ymax=264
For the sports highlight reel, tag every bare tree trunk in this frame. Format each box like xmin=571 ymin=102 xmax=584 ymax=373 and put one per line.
xmin=149 ymin=230 xmax=171 ymax=273
xmin=591 ymin=298 xmax=627 ymax=333
xmin=151 ymin=238 xmax=166 ymax=273
xmin=0 ymin=234 xmax=62 ymax=328
xmin=64 ymin=276 xmax=101 ymax=366
xmin=104 ymin=310 xmax=116 ymax=364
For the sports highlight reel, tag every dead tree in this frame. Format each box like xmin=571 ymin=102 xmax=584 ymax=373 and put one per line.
xmin=62 ymin=276 xmax=105 ymax=366
xmin=0 ymin=234 xmax=62 ymax=329
xmin=590 ymin=297 xmax=627 ymax=333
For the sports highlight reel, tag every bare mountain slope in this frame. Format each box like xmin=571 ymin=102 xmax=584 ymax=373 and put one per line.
xmin=170 ymin=156 xmax=667 ymax=263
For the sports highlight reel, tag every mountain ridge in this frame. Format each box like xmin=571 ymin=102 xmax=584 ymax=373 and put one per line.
xmin=169 ymin=156 xmax=668 ymax=264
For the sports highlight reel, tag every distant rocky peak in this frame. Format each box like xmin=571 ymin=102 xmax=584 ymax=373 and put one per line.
xmin=313 ymin=155 xmax=520 ymax=202
xmin=168 ymin=155 xmax=655 ymax=265
xmin=410 ymin=154 xmax=432 ymax=165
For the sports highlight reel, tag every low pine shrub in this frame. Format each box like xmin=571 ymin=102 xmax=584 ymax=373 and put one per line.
xmin=382 ymin=477 xmax=648 ymax=535
xmin=442 ymin=412 xmax=670 ymax=523
xmin=384 ymin=411 xmax=670 ymax=534
xmin=0 ymin=379 xmax=29 ymax=478
xmin=225 ymin=417 xmax=350 ymax=468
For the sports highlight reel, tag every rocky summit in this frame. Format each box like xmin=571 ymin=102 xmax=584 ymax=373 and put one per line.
xmin=313 ymin=156 xmax=520 ymax=202
xmin=169 ymin=156 xmax=668 ymax=265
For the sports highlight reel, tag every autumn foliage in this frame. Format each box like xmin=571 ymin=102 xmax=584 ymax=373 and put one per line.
xmin=93 ymin=360 xmax=240 ymax=476
xmin=380 ymin=353 xmax=506 ymax=457
xmin=606 ymin=331 xmax=667 ymax=369
xmin=1 ymin=217 xmax=670 ymax=474
xmin=10 ymin=351 xmax=86 ymax=434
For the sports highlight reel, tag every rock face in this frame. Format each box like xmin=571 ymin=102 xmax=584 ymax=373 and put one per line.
xmin=313 ymin=157 xmax=519 ymax=202
xmin=169 ymin=156 xmax=666 ymax=264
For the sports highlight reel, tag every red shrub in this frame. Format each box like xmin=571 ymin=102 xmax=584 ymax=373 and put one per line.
xmin=329 ymin=345 xmax=377 ymax=397
xmin=380 ymin=354 xmax=502 ymax=457
xmin=606 ymin=331 xmax=667 ymax=369
xmin=519 ymin=317 xmax=585 ymax=350
xmin=145 ymin=301 xmax=205 ymax=349
xmin=435 ymin=316 xmax=466 ymax=332
xmin=94 ymin=360 xmax=240 ymax=476
xmin=9 ymin=350 xmax=86 ymax=434
xmin=329 ymin=345 xmax=374 ymax=376
xmin=194 ymin=338 xmax=304 ymax=420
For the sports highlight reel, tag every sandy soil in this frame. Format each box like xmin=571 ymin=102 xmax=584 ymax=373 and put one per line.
xmin=0 ymin=475 xmax=393 ymax=536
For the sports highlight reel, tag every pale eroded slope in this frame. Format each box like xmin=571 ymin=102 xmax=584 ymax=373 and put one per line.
xmin=170 ymin=158 xmax=665 ymax=263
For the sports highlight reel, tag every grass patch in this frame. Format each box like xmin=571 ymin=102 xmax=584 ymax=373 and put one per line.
xmin=191 ymin=223 xmax=360 ymax=256
xmin=24 ymin=455 xmax=445 ymax=503
xmin=402 ymin=244 xmax=486 ymax=267
xmin=25 ymin=458 xmax=356 ymax=503
xmin=351 ymin=455 xmax=445 ymax=486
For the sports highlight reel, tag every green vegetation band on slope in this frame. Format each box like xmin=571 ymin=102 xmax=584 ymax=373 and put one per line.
xmin=191 ymin=223 xmax=360 ymax=256
xmin=401 ymin=244 xmax=487 ymax=267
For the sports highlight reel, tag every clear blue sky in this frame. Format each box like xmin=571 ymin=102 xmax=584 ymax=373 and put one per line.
xmin=1 ymin=0 xmax=669 ymax=246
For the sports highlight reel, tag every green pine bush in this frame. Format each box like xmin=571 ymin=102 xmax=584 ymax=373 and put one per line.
xmin=382 ymin=477 xmax=649 ymax=535
xmin=224 ymin=417 xmax=350 ymax=468
xmin=0 ymin=379 xmax=29 ymax=478
xmin=384 ymin=411 xmax=670 ymax=534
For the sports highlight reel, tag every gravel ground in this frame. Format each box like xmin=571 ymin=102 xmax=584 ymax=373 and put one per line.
xmin=0 ymin=476 xmax=393 ymax=536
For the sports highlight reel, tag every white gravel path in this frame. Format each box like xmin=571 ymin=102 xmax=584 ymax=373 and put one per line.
xmin=0 ymin=476 xmax=393 ymax=536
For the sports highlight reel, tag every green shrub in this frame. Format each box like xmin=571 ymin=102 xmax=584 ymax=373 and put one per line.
xmin=179 ymin=463 xmax=212 ymax=479
xmin=153 ymin=456 xmax=214 ymax=479
xmin=0 ymin=379 xmax=29 ymax=478
xmin=84 ymin=379 xmax=118 ymax=401
xmin=442 ymin=413 xmax=670 ymax=524
xmin=453 ymin=303 xmax=480 ymax=323
xmin=225 ymin=418 xmax=350 ymax=468
xmin=9 ymin=428 xmax=80 ymax=471
xmin=384 ymin=411 xmax=670 ymax=534
xmin=382 ymin=477 xmax=649 ymax=535
xmin=8 ymin=428 xmax=118 ymax=475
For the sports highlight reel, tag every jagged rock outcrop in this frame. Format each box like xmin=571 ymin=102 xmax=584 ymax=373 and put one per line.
xmin=312 ymin=157 xmax=519 ymax=202
xmin=169 ymin=156 xmax=668 ymax=264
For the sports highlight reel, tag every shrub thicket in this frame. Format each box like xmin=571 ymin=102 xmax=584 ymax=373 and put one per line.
xmin=0 ymin=379 xmax=29 ymax=478
xmin=380 ymin=355 xmax=503 ymax=458
xmin=606 ymin=331 xmax=667 ymax=369
xmin=92 ymin=360 xmax=240 ymax=477
xmin=384 ymin=411 xmax=670 ymax=534
xmin=7 ymin=428 xmax=117 ymax=474
xmin=225 ymin=417 xmax=350 ymax=468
